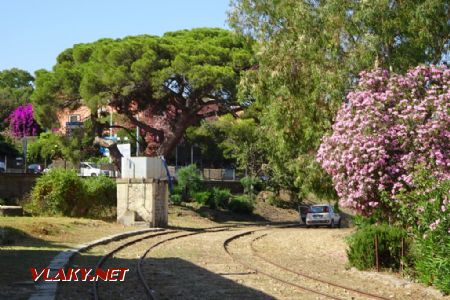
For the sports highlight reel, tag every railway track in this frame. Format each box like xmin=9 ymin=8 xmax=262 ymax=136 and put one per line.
xmin=88 ymin=226 xmax=235 ymax=300
xmin=92 ymin=230 xmax=178 ymax=300
xmin=224 ymin=229 xmax=390 ymax=300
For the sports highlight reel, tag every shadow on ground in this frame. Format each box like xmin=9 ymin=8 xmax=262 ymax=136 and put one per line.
xmin=0 ymin=227 xmax=66 ymax=300
xmin=190 ymin=205 xmax=270 ymax=223
xmin=1 ymin=226 xmax=275 ymax=300
xmin=58 ymin=253 xmax=276 ymax=299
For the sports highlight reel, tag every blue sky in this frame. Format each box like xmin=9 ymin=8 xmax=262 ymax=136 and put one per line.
xmin=0 ymin=0 xmax=230 ymax=74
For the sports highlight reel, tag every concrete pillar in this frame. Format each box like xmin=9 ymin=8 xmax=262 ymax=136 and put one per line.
xmin=116 ymin=178 xmax=168 ymax=227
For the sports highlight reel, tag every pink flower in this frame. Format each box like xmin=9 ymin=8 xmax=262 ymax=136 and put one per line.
xmin=317 ymin=65 xmax=449 ymax=215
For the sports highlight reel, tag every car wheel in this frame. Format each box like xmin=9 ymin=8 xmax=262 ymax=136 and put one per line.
xmin=91 ymin=173 xmax=97 ymax=176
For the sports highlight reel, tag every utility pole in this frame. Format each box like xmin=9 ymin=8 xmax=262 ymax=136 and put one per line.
xmin=136 ymin=115 xmax=140 ymax=157
xmin=175 ymin=145 xmax=178 ymax=170
xmin=109 ymin=109 xmax=113 ymax=163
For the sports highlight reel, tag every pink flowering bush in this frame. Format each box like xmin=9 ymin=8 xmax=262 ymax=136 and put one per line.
xmin=392 ymin=170 xmax=450 ymax=294
xmin=317 ymin=65 xmax=450 ymax=215
xmin=7 ymin=103 xmax=40 ymax=138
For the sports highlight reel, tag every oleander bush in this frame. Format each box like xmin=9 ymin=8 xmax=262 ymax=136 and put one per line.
xmin=318 ymin=66 xmax=449 ymax=216
xmin=392 ymin=171 xmax=450 ymax=294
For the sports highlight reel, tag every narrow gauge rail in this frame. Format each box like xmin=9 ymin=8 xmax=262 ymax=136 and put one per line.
xmin=93 ymin=230 xmax=178 ymax=300
xmin=224 ymin=230 xmax=390 ymax=300
xmin=91 ymin=226 xmax=235 ymax=300
xmin=137 ymin=226 xmax=234 ymax=299
xmin=250 ymin=233 xmax=390 ymax=300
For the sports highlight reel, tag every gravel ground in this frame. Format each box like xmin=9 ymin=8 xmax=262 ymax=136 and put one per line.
xmin=56 ymin=225 xmax=449 ymax=299
xmin=250 ymin=227 xmax=448 ymax=300
xmin=47 ymin=203 xmax=449 ymax=300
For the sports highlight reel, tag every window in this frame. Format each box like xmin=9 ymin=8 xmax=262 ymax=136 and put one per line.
xmin=69 ymin=114 xmax=80 ymax=122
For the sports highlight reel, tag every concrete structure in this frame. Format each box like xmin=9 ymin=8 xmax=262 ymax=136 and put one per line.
xmin=0 ymin=206 xmax=23 ymax=216
xmin=117 ymin=157 xmax=169 ymax=227
xmin=121 ymin=157 xmax=167 ymax=179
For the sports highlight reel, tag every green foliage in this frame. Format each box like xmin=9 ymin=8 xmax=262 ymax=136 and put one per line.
xmin=27 ymin=169 xmax=116 ymax=217
xmin=228 ymin=0 xmax=450 ymax=199
xmin=386 ymin=168 xmax=450 ymax=236
xmin=228 ymin=195 xmax=254 ymax=214
xmin=185 ymin=122 xmax=232 ymax=168
xmin=83 ymin=176 xmax=116 ymax=208
xmin=0 ymin=68 xmax=34 ymax=131
xmin=209 ymin=188 xmax=232 ymax=209
xmin=187 ymin=114 xmax=267 ymax=175
xmin=193 ymin=191 xmax=211 ymax=206
xmin=170 ymin=193 xmax=182 ymax=205
xmin=28 ymin=169 xmax=86 ymax=216
xmin=333 ymin=201 xmax=340 ymax=214
xmin=27 ymin=132 xmax=64 ymax=162
xmin=385 ymin=169 xmax=450 ymax=294
xmin=410 ymin=236 xmax=450 ymax=294
xmin=31 ymin=28 xmax=253 ymax=157
xmin=347 ymin=224 xmax=407 ymax=271
xmin=27 ymin=128 xmax=98 ymax=165
xmin=352 ymin=215 xmax=378 ymax=229
xmin=240 ymin=176 xmax=261 ymax=196
xmin=176 ymin=164 xmax=203 ymax=200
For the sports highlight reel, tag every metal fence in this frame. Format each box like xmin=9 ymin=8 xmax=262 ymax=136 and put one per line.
xmin=167 ymin=166 xmax=238 ymax=181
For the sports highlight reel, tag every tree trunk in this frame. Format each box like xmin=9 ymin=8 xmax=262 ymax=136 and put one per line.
xmin=157 ymin=111 xmax=200 ymax=157
xmin=94 ymin=136 xmax=123 ymax=171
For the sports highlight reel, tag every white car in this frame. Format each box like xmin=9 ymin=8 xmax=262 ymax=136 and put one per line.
xmin=0 ymin=161 xmax=5 ymax=173
xmin=80 ymin=162 xmax=103 ymax=176
xmin=306 ymin=204 xmax=341 ymax=228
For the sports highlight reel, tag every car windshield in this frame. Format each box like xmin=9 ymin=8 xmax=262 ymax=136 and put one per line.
xmin=84 ymin=163 xmax=98 ymax=168
xmin=310 ymin=206 xmax=329 ymax=213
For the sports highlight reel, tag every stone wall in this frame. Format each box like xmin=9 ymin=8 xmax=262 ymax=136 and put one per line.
xmin=0 ymin=173 xmax=39 ymax=201
xmin=116 ymin=178 xmax=168 ymax=227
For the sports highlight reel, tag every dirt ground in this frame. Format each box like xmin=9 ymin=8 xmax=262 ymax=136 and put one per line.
xmin=3 ymin=205 xmax=449 ymax=300
xmin=59 ymin=225 xmax=448 ymax=299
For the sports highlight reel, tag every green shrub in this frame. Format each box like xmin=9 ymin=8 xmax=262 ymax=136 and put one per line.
xmin=209 ymin=188 xmax=231 ymax=209
xmin=170 ymin=194 xmax=182 ymax=205
xmin=411 ymin=235 xmax=450 ymax=294
xmin=347 ymin=223 xmax=407 ymax=271
xmin=169 ymin=185 xmax=184 ymax=205
xmin=228 ymin=195 xmax=254 ymax=214
xmin=27 ymin=169 xmax=116 ymax=217
xmin=240 ymin=176 xmax=261 ymax=196
xmin=28 ymin=169 xmax=86 ymax=216
xmin=83 ymin=176 xmax=117 ymax=208
xmin=176 ymin=165 xmax=202 ymax=201
xmin=391 ymin=170 xmax=450 ymax=294
xmin=193 ymin=191 xmax=211 ymax=205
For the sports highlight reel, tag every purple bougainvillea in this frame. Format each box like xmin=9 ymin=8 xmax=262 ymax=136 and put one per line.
xmin=7 ymin=103 xmax=41 ymax=138
xmin=317 ymin=65 xmax=450 ymax=215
